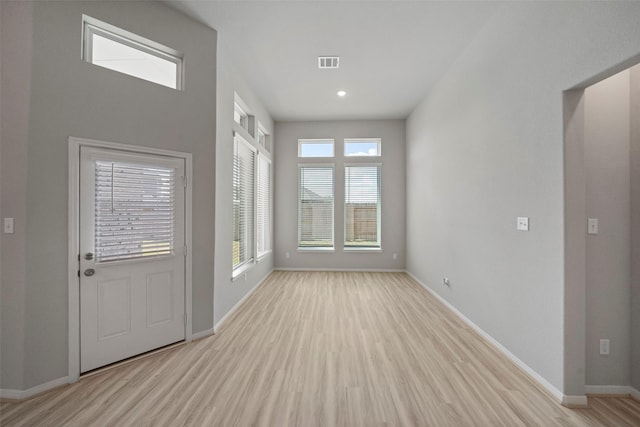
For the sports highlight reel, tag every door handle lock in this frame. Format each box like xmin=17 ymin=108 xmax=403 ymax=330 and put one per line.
xmin=84 ymin=268 xmax=95 ymax=277
xmin=84 ymin=253 xmax=94 ymax=260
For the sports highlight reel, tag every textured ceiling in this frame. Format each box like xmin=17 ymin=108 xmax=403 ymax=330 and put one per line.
xmin=166 ymin=1 xmax=503 ymax=121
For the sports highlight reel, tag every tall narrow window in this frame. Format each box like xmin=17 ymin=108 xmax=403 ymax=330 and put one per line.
xmin=344 ymin=165 xmax=381 ymax=249
xmin=82 ymin=15 xmax=183 ymax=90
xmin=256 ymin=154 xmax=271 ymax=258
xmin=233 ymin=135 xmax=255 ymax=270
xmin=298 ymin=166 xmax=334 ymax=249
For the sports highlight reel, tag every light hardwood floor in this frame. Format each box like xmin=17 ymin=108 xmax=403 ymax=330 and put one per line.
xmin=2 ymin=271 xmax=639 ymax=426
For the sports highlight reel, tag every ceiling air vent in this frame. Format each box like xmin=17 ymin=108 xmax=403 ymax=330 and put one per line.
xmin=318 ymin=56 xmax=339 ymax=69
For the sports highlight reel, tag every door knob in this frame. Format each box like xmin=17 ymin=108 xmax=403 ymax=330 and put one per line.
xmin=84 ymin=268 xmax=95 ymax=277
xmin=84 ymin=253 xmax=94 ymax=260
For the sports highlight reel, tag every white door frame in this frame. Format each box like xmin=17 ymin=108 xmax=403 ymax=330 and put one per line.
xmin=68 ymin=136 xmax=193 ymax=383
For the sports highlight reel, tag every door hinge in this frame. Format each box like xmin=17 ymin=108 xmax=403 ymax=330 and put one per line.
xmin=77 ymin=270 xmax=80 ymax=277
xmin=182 ymin=175 xmax=188 ymax=188
xmin=184 ymin=246 xmax=188 ymax=257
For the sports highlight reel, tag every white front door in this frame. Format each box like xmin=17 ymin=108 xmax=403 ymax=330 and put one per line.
xmin=79 ymin=147 xmax=186 ymax=373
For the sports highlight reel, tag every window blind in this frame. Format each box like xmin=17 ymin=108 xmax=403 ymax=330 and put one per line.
xmin=345 ymin=165 xmax=381 ymax=248
xmin=257 ymin=155 xmax=271 ymax=258
xmin=233 ymin=137 xmax=255 ymax=269
xmin=298 ymin=165 xmax=334 ymax=248
xmin=94 ymin=161 xmax=175 ymax=262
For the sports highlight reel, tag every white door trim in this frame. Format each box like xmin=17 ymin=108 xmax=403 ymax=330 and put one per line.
xmin=68 ymin=136 xmax=193 ymax=383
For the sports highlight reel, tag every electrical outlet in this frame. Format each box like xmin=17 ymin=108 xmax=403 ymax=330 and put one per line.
xmin=588 ymin=218 xmax=599 ymax=235
xmin=285 ymin=252 xmax=290 ymax=259
xmin=517 ymin=217 xmax=529 ymax=231
xmin=442 ymin=277 xmax=450 ymax=287
xmin=392 ymin=253 xmax=397 ymax=260
xmin=3 ymin=218 xmax=14 ymax=234
xmin=600 ymin=339 xmax=610 ymax=355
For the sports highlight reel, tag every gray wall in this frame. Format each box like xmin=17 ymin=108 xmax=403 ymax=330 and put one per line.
xmin=274 ymin=120 xmax=405 ymax=270
xmin=631 ymin=66 xmax=640 ymax=391
xmin=0 ymin=1 xmax=217 ymax=390
xmin=406 ymin=1 xmax=640 ymax=394
xmin=584 ymin=70 xmax=631 ymax=387
xmin=0 ymin=0 xmax=31 ymax=391
xmin=214 ymin=38 xmax=274 ymax=327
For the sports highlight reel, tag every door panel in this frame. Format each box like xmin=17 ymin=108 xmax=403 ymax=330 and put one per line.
xmin=97 ymin=277 xmax=131 ymax=340
xmin=80 ymin=147 xmax=185 ymax=373
xmin=146 ymin=271 xmax=174 ymax=327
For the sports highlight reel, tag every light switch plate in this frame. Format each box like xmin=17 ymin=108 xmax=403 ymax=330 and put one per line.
xmin=588 ymin=218 xmax=598 ymax=235
xmin=517 ymin=217 xmax=529 ymax=231
xmin=3 ymin=218 xmax=14 ymax=234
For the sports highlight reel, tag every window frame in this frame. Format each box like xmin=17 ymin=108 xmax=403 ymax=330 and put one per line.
xmin=297 ymin=164 xmax=336 ymax=251
xmin=343 ymin=163 xmax=382 ymax=251
xmin=82 ymin=15 xmax=184 ymax=90
xmin=298 ymin=139 xmax=335 ymax=158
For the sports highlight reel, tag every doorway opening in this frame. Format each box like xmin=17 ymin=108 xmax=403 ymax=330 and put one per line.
xmin=564 ymin=61 xmax=640 ymax=403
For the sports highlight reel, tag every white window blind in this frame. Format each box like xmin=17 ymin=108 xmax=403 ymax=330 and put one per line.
xmin=345 ymin=165 xmax=381 ymax=248
xmin=257 ymin=155 xmax=271 ymax=258
xmin=233 ymin=136 xmax=255 ymax=269
xmin=94 ymin=161 xmax=175 ymax=262
xmin=298 ymin=165 xmax=334 ymax=248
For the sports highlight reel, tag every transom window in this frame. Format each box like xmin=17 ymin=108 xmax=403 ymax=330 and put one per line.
xmin=345 ymin=138 xmax=381 ymax=157
xmin=298 ymin=139 xmax=335 ymax=158
xmin=234 ymin=102 xmax=249 ymax=130
xmin=82 ymin=15 xmax=183 ymax=90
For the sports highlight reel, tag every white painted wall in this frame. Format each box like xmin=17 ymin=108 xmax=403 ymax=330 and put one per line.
xmin=631 ymin=66 xmax=640 ymax=392
xmin=0 ymin=0 xmax=217 ymax=390
xmin=406 ymin=1 xmax=640 ymax=395
xmin=274 ymin=120 xmax=405 ymax=270
xmin=584 ymin=70 xmax=631 ymax=387
xmin=214 ymin=37 xmax=274 ymax=327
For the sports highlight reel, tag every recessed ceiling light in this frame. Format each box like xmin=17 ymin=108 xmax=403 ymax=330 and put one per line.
xmin=337 ymin=90 xmax=346 ymax=97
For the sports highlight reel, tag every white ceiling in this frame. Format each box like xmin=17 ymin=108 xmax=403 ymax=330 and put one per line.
xmin=166 ymin=1 xmax=503 ymax=121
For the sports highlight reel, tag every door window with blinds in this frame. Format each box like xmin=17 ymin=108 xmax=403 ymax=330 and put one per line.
xmin=344 ymin=165 xmax=381 ymax=249
xmin=94 ymin=161 xmax=176 ymax=262
xmin=233 ymin=135 xmax=256 ymax=271
xmin=298 ymin=165 xmax=335 ymax=249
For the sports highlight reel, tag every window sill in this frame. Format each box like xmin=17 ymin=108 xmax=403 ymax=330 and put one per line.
xmin=343 ymin=247 xmax=382 ymax=253
xmin=231 ymin=262 xmax=254 ymax=281
xmin=297 ymin=247 xmax=335 ymax=253
xmin=257 ymin=251 xmax=272 ymax=262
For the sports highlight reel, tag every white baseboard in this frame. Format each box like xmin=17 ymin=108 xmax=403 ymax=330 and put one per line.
xmin=585 ymin=385 xmax=634 ymax=396
xmin=0 ymin=376 xmax=69 ymax=401
xmin=214 ymin=270 xmax=273 ymax=332
xmin=562 ymin=395 xmax=589 ymax=408
xmin=405 ymin=271 xmax=565 ymax=404
xmin=631 ymin=387 xmax=640 ymax=401
xmin=274 ymin=267 xmax=405 ymax=272
xmin=190 ymin=328 xmax=215 ymax=341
